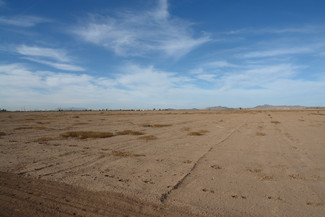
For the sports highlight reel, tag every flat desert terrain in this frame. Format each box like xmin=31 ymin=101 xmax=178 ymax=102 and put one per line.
xmin=0 ymin=110 xmax=324 ymax=216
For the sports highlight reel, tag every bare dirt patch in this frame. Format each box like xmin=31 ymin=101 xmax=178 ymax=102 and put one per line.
xmin=1 ymin=110 xmax=325 ymax=217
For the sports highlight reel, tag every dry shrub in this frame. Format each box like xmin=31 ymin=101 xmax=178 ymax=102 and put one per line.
xmin=256 ymin=132 xmax=266 ymax=136
xmin=116 ymin=130 xmax=144 ymax=135
xmin=188 ymin=132 xmax=203 ymax=136
xmin=36 ymin=121 xmax=50 ymax=124
xmin=141 ymin=124 xmax=172 ymax=128
xmin=310 ymin=112 xmax=325 ymax=116
xmin=60 ymin=131 xmax=114 ymax=139
xmin=188 ymin=130 xmax=208 ymax=136
xmin=111 ymin=151 xmax=145 ymax=157
xmin=271 ymin=121 xmax=280 ymax=124
xmin=138 ymin=135 xmax=157 ymax=141
xmin=153 ymin=124 xmax=172 ymax=128
xmin=0 ymin=132 xmax=6 ymax=138
xmin=259 ymin=174 xmax=273 ymax=181
xmin=73 ymin=122 xmax=88 ymax=125
xmin=72 ymin=115 xmax=79 ymax=118
xmin=34 ymin=137 xmax=54 ymax=143
xmin=14 ymin=126 xmax=46 ymax=130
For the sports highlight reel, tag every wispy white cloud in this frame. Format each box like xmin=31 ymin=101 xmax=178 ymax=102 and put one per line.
xmin=73 ymin=0 xmax=209 ymax=58
xmin=0 ymin=63 xmax=186 ymax=109
xmin=24 ymin=57 xmax=85 ymax=71
xmin=204 ymin=61 xmax=239 ymax=68
xmin=17 ymin=45 xmax=70 ymax=62
xmin=0 ymin=63 xmax=324 ymax=110
xmin=241 ymin=47 xmax=313 ymax=58
xmin=16 ymin=45 xmax=84 ymax=71
xmin=0 ymin=15 xmax=50 ymax=27
xmin=223 ymin=26 xmax=325 ymax=35
xmin=220 ymin=64 xmax=298 ymax=89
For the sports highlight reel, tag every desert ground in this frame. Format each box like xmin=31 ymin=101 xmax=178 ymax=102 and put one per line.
xmin=0 ymin=109 xmax=324 ymax=216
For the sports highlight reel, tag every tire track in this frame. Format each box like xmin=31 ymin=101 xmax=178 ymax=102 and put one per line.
xmin=16 ymin=151 xmax=91 ymax=175
xmin=40 ymin=155 xmax=106 ymax=177
xmin=160 ymin=122 xmax=246 ymax=203
xmin=0 ymin=172 xmax=208 ymax=217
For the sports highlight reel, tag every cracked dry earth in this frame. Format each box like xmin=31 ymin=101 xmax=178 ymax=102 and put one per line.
xmin=0 ymin=110 xmax=324 ymax=217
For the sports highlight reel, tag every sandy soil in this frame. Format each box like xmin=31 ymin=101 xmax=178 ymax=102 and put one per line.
xmin=0 ymin=110 xmax=324 ymax=216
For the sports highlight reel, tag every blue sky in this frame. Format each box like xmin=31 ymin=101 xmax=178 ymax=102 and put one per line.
xmin=0 ymin=0 xmax=325 ymax=110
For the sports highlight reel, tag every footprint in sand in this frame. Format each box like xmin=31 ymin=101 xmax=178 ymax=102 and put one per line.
xmin=247 ymin=168 xmax=273 ymax=181
xmin=267 ymin=196 xmax=282 ymax=201
xmin=143 ymin=179 xmax=155 ymax=184
xmin=306 ymin=202 xmax=325 ymax=207
xmin=289 ymin=174 xmax=306 ymax=180
xmin=231 ymin=194 xmax=247 ymax=199
xmin=202 ymin=188 xmax=215 ymax=193
xmin=183 ymin=160 xmax=192 ymax=164
xmin=210 ymin=165 xmax=222 ymax=170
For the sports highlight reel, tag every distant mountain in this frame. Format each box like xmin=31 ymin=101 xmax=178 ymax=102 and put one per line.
xmin=206 ymin=106 xmax=236 ymax=110
xmin=56 ymin=107 xmax=88 ymax=111
xmin=205 ymin=104 xmax=325 ymax=110
xmin=253 ymin=104 xmax=307 ymax=109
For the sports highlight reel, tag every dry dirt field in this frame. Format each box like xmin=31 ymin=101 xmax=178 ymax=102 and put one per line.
xmin=0 ymin=110 xmax=324 ymax=217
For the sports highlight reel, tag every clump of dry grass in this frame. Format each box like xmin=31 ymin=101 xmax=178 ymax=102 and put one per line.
xmin=0 ymin=132 xmax=6 ymax=138
xmin=72 ymin=115 xmax=79 ymax=118
xmin=14 ymin=126 xmax=46 ymax=130
xmin=310 ymin=112 xmax=325 ymax=116
xmin=153 ymin=124 xmax=172 ymax=128
xmin=259 ymin=174 xmax=273 ymax=181
xmin=72 ymin=122 xmax=88 ymax=125
xmin=36 ymin=121 xmax=50 ymax=125
xmin=116 ymin=130 xmax=144 ymax=135
xmin=34 ymin=137 xmax=54 ymax=143
xmin=271 ymin=121 xmax=280 ymax=124
xmin=138 ymin=135 xmax=157 ymax=141
xmin=188 ymin=130 xmax=208 ymax=136
xmin=188 ymin=132 xmax=204 ymax=136
xmin=111 ymin=151 xmax=145 ymax=157
xmin=256 ymin=132 xmax=266 ymax=136
xmin=60 ymin=131 xmax=114 ymax=139
xmin=141 ymin=124 xmax=172 ymax=128
xmin=247 ymin=168 xmax=262 ymax=173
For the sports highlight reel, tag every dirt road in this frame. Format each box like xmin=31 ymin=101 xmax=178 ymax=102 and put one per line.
xmin=0 ymin=110 xmax=324 ymax=216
